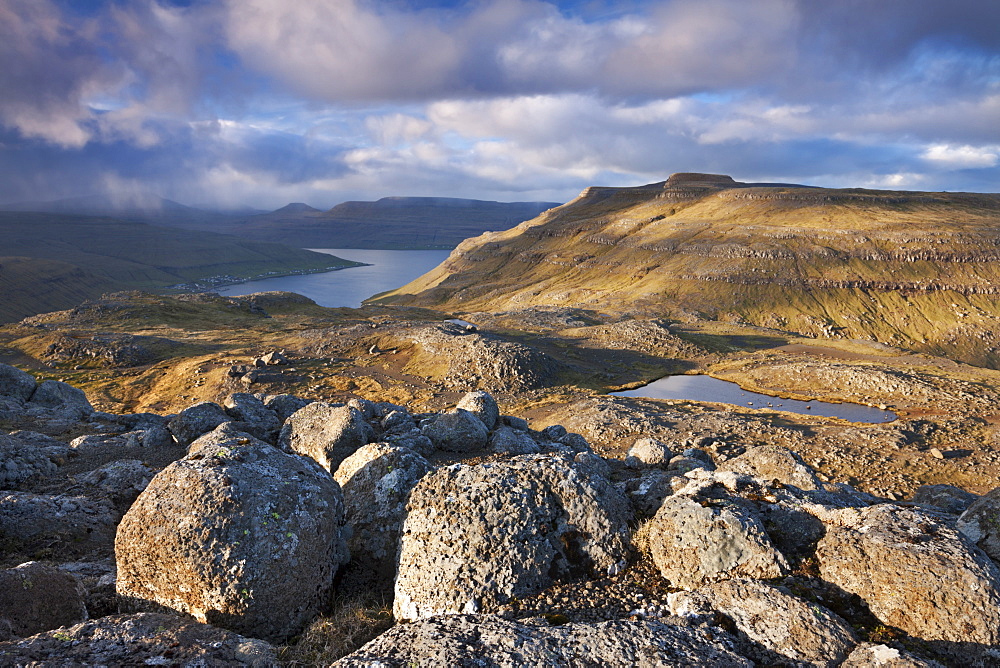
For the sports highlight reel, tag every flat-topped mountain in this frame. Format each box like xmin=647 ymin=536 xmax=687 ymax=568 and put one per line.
xmin=374 ymin=173 xmax=1000 ymax=367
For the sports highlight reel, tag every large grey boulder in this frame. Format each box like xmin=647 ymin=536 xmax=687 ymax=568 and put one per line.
xmin=167 ymin=401 xmax=231 ymax=446
xmin=455 ymin=390 xmax=500 ymax=430
xmin=78 ymin=459 xmax=154 ymax=513
xmin=278 ymin=402 xmax=374 ymax=472
xmin=0 ymin=432 xmax=66 ymax=489
xmin=625 ymin=437 xmax=673 ymax=469
xmin=957 ymin=486 xmax=1000 ymax=562
xmin=816 ymin=504 xmax=1000 ymax=650
xmin=696 ymin=579 xmax=857 ymax=666
xmin=223 ymin=393 xmax=281 ymax=443
xmin=0 ymin=492 xmax=116 ymax=560
xmin=420 ymin=408 xmax=488 ymax=452
xmin=0 ymin=363 xmax=36 ymax=403
xmin=912 ymin=484 xmax=978 ymax=516
xmin=115 ymin=427 xmax=349 ymax=643
xmin=333 ymin=442 xmax=432 ymax=577
xmin=646 ymin=492 xmax=789 ymax=589
xmin=0 ymin=612 xmax=276 ymax=666
xmin=489 ymin=425 xmax=541 ymax=455
xmin=840 ymin=643 xmax=945 ymax=667
xmin=27 ymin=380 xmax=93 ymax=420
xmin=0 ymin=562 xmax=87 ymax=639
xmin=394 ymin=454 xmax=632 ymax=621
xmin=336 ymin=614 xmax=752 ymax=667
xmin=718 ymin=444 xmax=822 ymax=491
xmin=261 ymin=393 xmax=310 ymax=423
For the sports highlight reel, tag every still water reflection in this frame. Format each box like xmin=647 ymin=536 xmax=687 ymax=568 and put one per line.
xmin=612 ymin=374 xmax=896 ymax=423
xmin=216 ymin=248 xmax=451 ymax=308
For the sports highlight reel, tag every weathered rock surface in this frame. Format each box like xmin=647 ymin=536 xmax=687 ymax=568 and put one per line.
xmin=115 ymin=427 xmax=349 ymax=642
xmin=223 ymin=392 xmax=281 ymax=444
xmin=336 ymin=613 xmax=752 ymax=667
xmin=0 ymin=431 xmax=66 ymax=489
xmin=621 ymin=469 xmax=680 ymax=516
xmin=0 ymin=613 xmax=276 ymax=666
xmin=394 ymin=454 xmax=631 ymax=621
xmin=625 ymin=437 xmax=673 ymax=469
xmin=0 ymin=492 xmax=116 ymax=559
xmin=647 ymin=491 xmax=789 ymax=589
xmin=333 ymin=442 xmax=432 ymax=577
xmin=489 ymin=424 xmax=541 ymax=455
xmin=26 ymin=380 xmax=93 ymax=420
xmin=912 ymin=484 xmax=979 ymax=516
xmin=816 ymin=504 xmax=1000 ymax=650
xmin=167 ymin=401 xmax=230 ymax=446
xmin=0 ymin=363 xmax=36 ymax=402
xmin=718 ymin=444 xmax=822 ymax=491
xmin=455 ymin=390 xmax=500 ymax=430
xmin=957 ymin=486 xmax=1000 ymax=563
xmin=420 ymin=407 xmax=488 ymax=453
xmin=698 ymin=578 xmax=857 ymax=666
xmin=841 ymin=643 xmax=946 ymax=667
xmin=78 ymin=459 xmax=154 ymax=513
xmin=278 ymin=402 xmax=374 ymax=472
xmin=0 ymin=561 xmax=87 ymax=639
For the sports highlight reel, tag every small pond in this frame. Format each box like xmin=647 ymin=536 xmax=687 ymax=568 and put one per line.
xmin=611 ymin=374 xmax=896 ymax=423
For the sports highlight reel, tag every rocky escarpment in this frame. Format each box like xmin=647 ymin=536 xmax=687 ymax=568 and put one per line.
xmin=2 ymin=360 xmax=1000 ymax=665
xmin=375 ymin=174 xmax=1000 ymax=368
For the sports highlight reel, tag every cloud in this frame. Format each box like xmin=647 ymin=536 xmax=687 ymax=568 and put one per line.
xmin=922 ymin=144 xmax=1000 ymax=169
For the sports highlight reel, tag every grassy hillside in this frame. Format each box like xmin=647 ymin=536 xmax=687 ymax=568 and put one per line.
xmin=374 ymin=173 xmax=1000 ymax=367
xmin=0 ymin=212 xmax=359 ymax=323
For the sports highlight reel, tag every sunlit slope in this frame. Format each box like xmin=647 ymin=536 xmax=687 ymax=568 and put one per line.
xmin=374 ymin=174 xmax=1000 ymax=366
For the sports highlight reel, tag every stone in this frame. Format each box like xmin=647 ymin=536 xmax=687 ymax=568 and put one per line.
xmin=0 ymin=492 xmax=117 ymax=560
xmin=27 ymin=380 xmax=93 ymax=420
xmin=957 ymin=486 xmax=1000 ymax=563
xmin=668 ymin=455 xmax=714 ymax=474
xmin=347 ymin=397 xmax=378 ymax=420
xmin=489 ymin=424 xmax=541 ymax=455
xmin=840 ymin=643 xmax=946 ymax=667
xmin=167 ymin=401 xmax=231 ymax=446
xmin=394 ymin=454 xmax=632 ymax=621
xmin=261 ymin=393 xmax=310 ymax=423
xmin=621 ymin=469 xmax=678 ymax=516
xmin=625 ymin=437 xmax=673 ymax=469
xmin=278 ymin=402 xmax=375 ymax=472
xmin=420 ymin=408 xmax=488 ymax=453
xmin=455 ymin=390 xmax=500 ymax=430
xmin=0 ymin=363 xmax=36 ymax=403
xmin=718 ymin=444 xmax=822 ymax=491
xmin=0 ymin=432 xmax=65 ymax=489
xmin=699 ymin=579 xmax=857 ymax=666
xmin=0 ymin=562 xmax=87 ymax=639
xmin=381 ymin=409 xmax=416 ymax=435
xmin=0 ymin=612 xmax=276 ymax=666
xmin=816 ymin=504 xmax=1000 ymax=650
xmin=115 ymin=428 xmax=349 ymax=643
xmin=335 ymin=614 xmax=752 ymax=667
xmin=911 ymin=484 xmax=978 ymax=516
xmin=223 ymin=393 xmax=281 ymax=443
xmin=78 ymin=459 xmax=154 ymax=513
xmin=333 ymin=442 xmax=432 ymax=577
xmin=257 ymin=350 xmax=288 ymax=366
xmin=646 ymin=493 xmax=789 ymax=589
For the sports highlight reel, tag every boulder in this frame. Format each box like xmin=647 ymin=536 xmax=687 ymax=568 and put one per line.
xmin=489 ymin=425 xmax=541 ymax=455
xmin=381 ymin=409 xmax=416 ymax=435
xmin=0 ymin=612 xmax=276 ymax=666
xmin=336 ymin=614 xmax=752 ymax=667
xmin=167 ymin=401 xmax=231 ymax=446
xmin=621 ymin=469 xmax=679 ymax=516
xmin=394 ymin=454 xmax=631 ymax=621
xmin=26 ymin=380 xmax=93 ymax=420
xmin=0 ymin=432 xmax=65 ymax=489
xmin=625 ymin=437 xmax=673 ymax=469
xmin=698 ymin=579 xmax=857 ymax=666
xmin=420 ymin=408 xmax=488 ymax=453
xmin=261 ymin=393 xmax=310 ymax=423
xmin=333 ymin=442 xmax=432 ymax=577
xmin=957 ymin=486 xmax=1000 ymax=563
xmin=0 ymin=562 xmax=87 ymax=639
xmin=912 ymin=484 xmax=978 ymax=516
xmin=816 ymin=504 xmax=1000 ymax=650
xmin=115 ymin=428 xmax=349 ymax=643
xmin=456 ymin=391 xmax=500 ymax=430
xmin=223 ymin=393 xmax=281 ymax=443
xmin=718 ymin=445 xmax=822 ymax=491
xmin=0 ymin=363 xmax=36 ymax=403
xmin=278 ymin=402 xmax=374 ymax=472
xmin=0 ymin=492 xmax=116 ymax=560
xmin=78 ymin=459 xmax=154 ymax=513
xmin=840 ymin=643 xmax=945 ymax=667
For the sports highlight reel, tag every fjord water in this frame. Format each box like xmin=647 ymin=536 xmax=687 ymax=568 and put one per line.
xmin=217 ymin=248 xmax=450 ymax=308
xmin=612 ymin=374 xmax=896 ymax=423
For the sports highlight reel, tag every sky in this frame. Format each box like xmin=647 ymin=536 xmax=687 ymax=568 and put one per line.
xmin=0 ymin=0 xmax=997 ymax=210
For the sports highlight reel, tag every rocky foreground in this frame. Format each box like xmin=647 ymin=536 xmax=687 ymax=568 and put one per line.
xmin=2 ymin=361 xmax=1000 ymax=666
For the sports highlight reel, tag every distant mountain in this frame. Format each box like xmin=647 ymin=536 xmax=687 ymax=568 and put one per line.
xmin=0 ymin=211 xmax=359 ymax=323
xmin=226 ymin=197 xmax=561 ymax=249
xmin=374 ymin=172 xmax=1000 ymax=368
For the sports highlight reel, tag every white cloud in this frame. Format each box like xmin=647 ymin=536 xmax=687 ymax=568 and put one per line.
xmin=922 ymin=144 xmax=1000 ymax=169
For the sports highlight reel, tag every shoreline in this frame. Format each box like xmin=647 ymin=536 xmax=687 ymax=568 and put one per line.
xmin=160 ymin=261 xmax=372 ymax=294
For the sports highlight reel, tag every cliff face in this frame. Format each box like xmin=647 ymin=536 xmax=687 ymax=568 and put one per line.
xmin=374 ymin=174 xmax=1000 ymax=367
